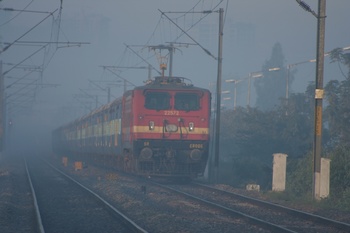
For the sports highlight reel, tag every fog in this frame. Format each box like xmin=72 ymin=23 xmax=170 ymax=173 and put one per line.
xmin=0 ymin=0 xmax=349 ymax=155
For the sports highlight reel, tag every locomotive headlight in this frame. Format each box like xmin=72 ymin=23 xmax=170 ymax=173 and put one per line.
xmin=189 ymin=122 xmax=194 ymax=131
xmin=149 ymin=121 xmax=155 ymax=130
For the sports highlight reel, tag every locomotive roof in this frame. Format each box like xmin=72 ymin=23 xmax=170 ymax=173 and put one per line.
xmin=134 ymin=76 xmax=209 ymax=92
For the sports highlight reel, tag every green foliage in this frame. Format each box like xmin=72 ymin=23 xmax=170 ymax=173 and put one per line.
xmin=330 ymin=47 xmax=350 ymax=76
xmin=220 ymin=107 xmax=277 ymax=161
xmin=254 ymin=42 xmax=290 ymax=111
xmin=286 ymin=152 xmax=313 ymax=197
xmin=324 ymin=78 xmax=350 ymax=145
xmin=275 ymin=91 xmax=314 ymax=156
xmin=220 ymin=93 xmax=313 ymax=162
xmin=219 ymin=97 xmax=314 ymax=189
xmin=216 ymin=44 xmax=350 ymax=209
xmin=336 ymin=188 xmax=350 ymax=210
xmin=219 ymin=156 xmax=272 ymax=189
xmin=329 ymin=145 xmax=350 ymax=197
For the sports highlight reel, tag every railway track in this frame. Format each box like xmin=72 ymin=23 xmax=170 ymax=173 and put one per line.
xmin=28 ymin=156 xmax=349 ymax=232
xmin=25 ymin=157 xmax=147 ymax=233
xmin=43 ymin=158 xmax=270 ymax=232
xmin=149 ymin=180 xmax=350 ymax=233
xmin=193 ymin=182 xmax=350 ymax=232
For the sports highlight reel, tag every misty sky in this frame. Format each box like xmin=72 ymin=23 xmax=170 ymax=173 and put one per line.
xmin=0 ymin=0 xmax=349 ymax=153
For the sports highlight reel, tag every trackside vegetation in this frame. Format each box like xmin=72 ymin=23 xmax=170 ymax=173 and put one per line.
xmin=215 ymin=44 xmax=350 ymax=209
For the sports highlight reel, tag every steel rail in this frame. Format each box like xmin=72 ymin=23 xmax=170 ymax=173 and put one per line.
xmin=150 ymin=180 xmax=297 ymax=233
xmin=28 ymin=159 xmax=148 ymax=233
xmin=44 ymin=160 xmax=148 ymax=233
xmin=24 ymin=158 xmax=45 ymax=233
xmin=194 ymin=182 xmax=350 ymax=232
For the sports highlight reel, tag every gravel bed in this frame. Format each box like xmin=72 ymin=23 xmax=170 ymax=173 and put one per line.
xmin=53 ymin=156 xmax=270 ymax=232
xmin=212 ymin=184 xmax=350 ymax=224
xmin=0 ymin=154 xmax=37 ymax=233
xmin=27 ymin=158 xmax=132 ymax=233
xmin=171 ymin=184 xmax=347 ymax=233
xmin=2 ymin=153 xmax=349 ymax=232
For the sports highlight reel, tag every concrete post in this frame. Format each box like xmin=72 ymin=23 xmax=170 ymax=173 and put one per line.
xmin=272 ymin=153 xmax=288 ymax=192
xmin=320 ymin=158 xmax=331 ymax=198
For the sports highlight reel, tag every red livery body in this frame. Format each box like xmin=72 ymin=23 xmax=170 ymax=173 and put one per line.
xmin=53 ymin=76 xmax=211 ymax=178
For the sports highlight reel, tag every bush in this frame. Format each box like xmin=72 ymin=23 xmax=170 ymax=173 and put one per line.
xmin=329 ymin=145 xmax=350 ymax=197
xmin=220 ymin=156 xmax=272 ymax=190
xmin=286 ymin=152 xmax=313 ymax=197
xmin=285 ymin=146 xmax=350 ymax=209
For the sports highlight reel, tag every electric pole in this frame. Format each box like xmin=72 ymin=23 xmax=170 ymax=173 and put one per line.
xmin=0 ymin=61 xmax=4 ymax=152
xmin=313 ymin=0 xmax=326 ymax=200
xmin=214 ymin=8 xmax=224 ymax=182
xmin=295 ymin=0 xmax=326 ymax=201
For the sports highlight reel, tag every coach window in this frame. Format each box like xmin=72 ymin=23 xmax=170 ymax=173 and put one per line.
xmin=175 ymin=93 xmax=199 ymax=111
xmin=145 ymin=92 xmax=170 ymax=110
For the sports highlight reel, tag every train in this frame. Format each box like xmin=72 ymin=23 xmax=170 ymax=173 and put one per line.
xmin=52 ymin=76 xmax=211 ymax=178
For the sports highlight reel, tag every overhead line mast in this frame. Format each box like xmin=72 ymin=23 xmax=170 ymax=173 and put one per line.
xmin=295 ymin=0 xmax=326 ymax=200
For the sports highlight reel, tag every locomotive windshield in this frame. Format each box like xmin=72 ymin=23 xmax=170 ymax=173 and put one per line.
xmin=145 ymin=92 xmax=170 ymax=110
xmin=175 ymin=93 xmax=199 ymax=111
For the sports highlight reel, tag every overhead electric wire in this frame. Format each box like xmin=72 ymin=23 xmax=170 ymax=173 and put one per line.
xmin=104 ymin=66 xmax=137 ymax=87
xmin=7 ymin=88 xmax=37 ymax=116
xmin=0 ymin=0 xmax=34 ymax=27
xmin=160 ymin=0 xmax=224 ymax=52
xmin=124 ymin=43 xmax=161 ymax=75
xmin=172 ymin=0 xmax=202 ymax=20
xmin=43 ymin=0 xmax=64 ymax=70
xmin=79 ymin=88 xmax=104 ymax=106
xmin=0 ymin=9 xmax=58 ymax=54
xmin=223 ymin=0 xmax=229 ymax=26
xmin=6 ymin=69 xmax=38 ymax=89
xmin=6 ymin=78 xmax=39 ymax=100
xmin=3 ymin=44 xmax=48 ymax=75
xmin=159 ymin=9 xmax=217 ymax=60
xmin=0 ymin=8 xmax=52 ymax=14
xmin=88 ymin=79 xmax=116 ymax=100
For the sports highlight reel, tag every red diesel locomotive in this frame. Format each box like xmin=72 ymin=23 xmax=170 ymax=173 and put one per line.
xmin=52 ymin=76 xmax=211 ymax=178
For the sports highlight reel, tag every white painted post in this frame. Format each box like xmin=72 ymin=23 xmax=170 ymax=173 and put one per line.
xmin=320 ymin=158 xmax=331 ymax=198
xmin=272 ymin=153 xmax=288 ymax=192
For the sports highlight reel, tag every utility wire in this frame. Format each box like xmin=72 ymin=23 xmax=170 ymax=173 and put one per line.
xmin=6 ymin=78 xmax=38 ymax=100
xmin=6 ymin=70 xmax=38 ymax=89
xmin=159 ymin=9 xmax=217 ymax=60
xmin=124 ymin=43 xmax=161 ymax=75
xmin=3 ymin=44 xmax=48 ymax=75
xmin=104 ymin=66 xmax=136 ymax=87
xmin=0 ymin=9 xmax=57 ymax=54
xmin=162 ymin=0 xmax=224 ymax=43
xmin=0 ymin=0 xmax=34 ymax=27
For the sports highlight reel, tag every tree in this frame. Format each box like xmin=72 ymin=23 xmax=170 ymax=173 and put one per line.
xmin=324 ymin=48 xmax=350 ymax=146
xmin=329 ymin=47 xmax=350 ymax=78
xmin=275 ymin=90 xmax=314 ymax=157
xmin=254 ymin=42 xmax=292 ymax=111
xmin=220 ymin=107 xmax=282 ymax=162
xmin=219 ymin=85 xmax=315 ymax=188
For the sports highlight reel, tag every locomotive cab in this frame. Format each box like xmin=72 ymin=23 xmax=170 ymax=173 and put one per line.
xmin=122 ymin=76 xmax=211 ymax=178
